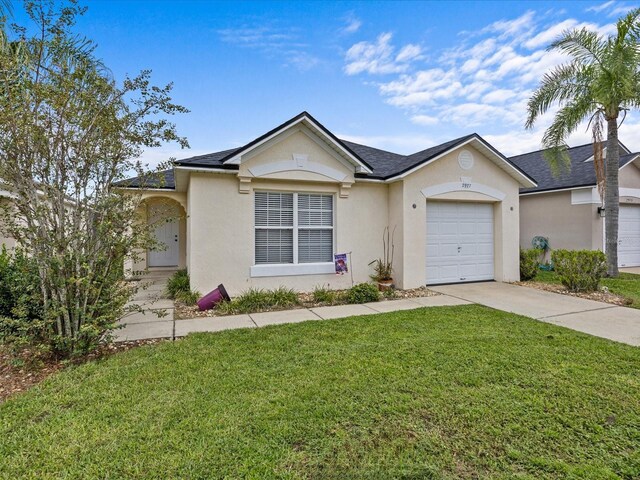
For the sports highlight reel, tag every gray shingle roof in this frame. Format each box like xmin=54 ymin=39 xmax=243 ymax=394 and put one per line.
xmin=119 ymin=113 xmax=531 ymax=189
xmin=509 ymin=142 xmax=639 ymax=193
xmin=114 ymin=168 xmax=175 ymax=189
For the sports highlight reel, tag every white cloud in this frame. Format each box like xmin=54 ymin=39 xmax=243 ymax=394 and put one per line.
xmin=342 ymin=9 xmax=631 ymax=155
xmin=344 ymin=32 xmax=423 ymax=75
xmin=480 ymin=10 xmax=537 ymax=40
xmin=338 ymin=133 xmax=436 ymax=154
xmin=586 ymin=1 xmax=616 ymax=12
xmin=482 ymin=89 xmax=518 ymax=104
xmin=411 ymin=114 xmax=439 ymax=126
xmin=217 ymin=25 xmax=320 ymax=71
xmin=396 ymin=44 xmax=423 ymax=63
xmin=342 ymin=15 xmax=362 ymax=34
xmin=523 ymin=19 xmax=579 ymax=48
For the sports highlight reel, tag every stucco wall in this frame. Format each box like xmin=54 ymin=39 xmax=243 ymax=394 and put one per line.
xmin=620 ymin=161 xmax=640 ymax=188
xmin=399 ymin=145 xmax=522 ymax=287
xmin=519 ymin=191 xmax=593 ymax=251
xmin=188 ymin=172 xmax=388 ymax=295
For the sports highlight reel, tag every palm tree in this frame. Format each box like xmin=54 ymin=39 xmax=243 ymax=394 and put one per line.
xmin=525 ymin=8 xmax=640 ymax=277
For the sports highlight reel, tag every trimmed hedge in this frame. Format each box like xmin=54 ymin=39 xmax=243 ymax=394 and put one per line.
xmin=345 ymin=283 xmax=380 ymax=304
xmin=520 ymin=248 xmax=540 ymax=281
xmin=551 ymin=249 xmax=607 ymax=292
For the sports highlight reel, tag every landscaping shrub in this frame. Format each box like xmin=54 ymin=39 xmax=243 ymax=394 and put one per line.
xmin=166 ymin=270 xmax=201 ymax=306
xmin=520 ymin=248 xmax=540 ymax=281
xmin=167 ymin=269 xmax=190 ymax=299
xmin=312 ymin=285 xmax=336 ymax=304
xmin=175 ymin=290 xmax=201 ymax=306
xmin=551 ymin=249 xmax=607 ymax=292
xmin=0 ymin=247 xmax=47 ymax=353
xmin=345 ymin=283 xmax=380 ymax=304
xmin=217 ymin=287 xmax=299 ymax=314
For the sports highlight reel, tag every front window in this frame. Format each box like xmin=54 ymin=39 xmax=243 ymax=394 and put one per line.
xmin=255 ymin=191 xmax=333 ymax=265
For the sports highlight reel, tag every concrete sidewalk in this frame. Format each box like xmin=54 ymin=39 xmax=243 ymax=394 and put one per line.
xmin=115 ymin=295 xmax=472 ymax=342
xmin=430 ymin=282 xmax=640 ymax=346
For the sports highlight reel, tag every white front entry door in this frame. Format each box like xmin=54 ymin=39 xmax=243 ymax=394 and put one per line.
xmin=148 ymin=203 xmax=179 ymax=267
xmin=426 ymin=201 xmax=494 ymax=285
xmin=618 ymin=204 xmax=640 ymax=267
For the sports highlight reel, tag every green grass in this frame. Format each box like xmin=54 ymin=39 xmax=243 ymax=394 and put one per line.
xmin=1 ymin=305 xmax=640 ymax=479
xmin=535 ymin=270 xmax=640 ymax=308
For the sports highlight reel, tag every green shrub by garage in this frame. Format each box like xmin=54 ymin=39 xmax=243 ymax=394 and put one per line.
xmin=551 ymin=249 xmax=607 ymax=292
xmin=519 ymin=248 xmax=540 ymax=281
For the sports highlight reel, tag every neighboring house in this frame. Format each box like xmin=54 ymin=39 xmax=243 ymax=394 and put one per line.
xmin=510 ymin=141 xmax=640 ymax=267
xmin=118 ymin=112 xmax=536 ymax=295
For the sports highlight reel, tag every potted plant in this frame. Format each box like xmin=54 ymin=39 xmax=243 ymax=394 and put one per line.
xmin=369 ymin=226 xmax=395 ymax=291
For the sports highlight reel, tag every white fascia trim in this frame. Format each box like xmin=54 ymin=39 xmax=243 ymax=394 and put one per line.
xmin=174 ymin=165 xmax=237 ymax=174
xmin=353 ymin=177 xmax=385 ymax=183
xmin=421 ymin=182 xmax=506 ymax=201
xmin=250 ymin=262 xmax=335 ymax=278
xmin=223 ymin=115 xmax=373 ymax=174
xmin=520 ymin=185 xmax=596 ymax=196
xmin=619 ymin=154 xmax=640 ymax=170
xmin=384 ymin=137 xmax=536 ymax=187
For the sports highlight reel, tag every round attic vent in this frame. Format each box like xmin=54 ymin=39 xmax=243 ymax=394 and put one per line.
xmin=458 ymin=150 xmax=474 ymax=170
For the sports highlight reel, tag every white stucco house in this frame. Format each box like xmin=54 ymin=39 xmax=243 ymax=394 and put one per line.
xmin=510 ymin=141 xmax=640 ymax=267
xmin=119 ymin=112 xmax=536 ymax=295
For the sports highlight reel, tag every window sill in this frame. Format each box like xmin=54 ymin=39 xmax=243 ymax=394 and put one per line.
xmin=250 ymin=262 xmax=335 ymax=278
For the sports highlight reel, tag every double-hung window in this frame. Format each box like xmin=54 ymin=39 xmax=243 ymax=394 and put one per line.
xmin=254 ymin=191 xmax=334 ymax=275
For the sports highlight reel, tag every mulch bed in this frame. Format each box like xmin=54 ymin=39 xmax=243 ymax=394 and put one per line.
xmin=517 ymin=281 xmax=633 ymax=307
xmin=175 ymin=286 xmax=440 ymax=320
xmin=0 ymin=339 xmax=166 ymax=403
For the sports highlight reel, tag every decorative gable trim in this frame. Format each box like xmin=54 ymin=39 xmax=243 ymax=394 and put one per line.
xmin=222 ymin=112 xmax=373 ymax=174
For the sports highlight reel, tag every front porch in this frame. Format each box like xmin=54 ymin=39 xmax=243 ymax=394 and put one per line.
xmin=127 ymin=192 xmax=188 ymax=276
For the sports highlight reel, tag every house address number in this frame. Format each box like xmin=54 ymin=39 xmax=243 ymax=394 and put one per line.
xmin=460 ymin=176 xmax=472 ymax=189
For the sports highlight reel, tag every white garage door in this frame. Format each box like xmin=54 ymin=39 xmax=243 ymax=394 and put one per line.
xmin=618 ymin=204 xmax=640 ymax=267
xmin=426 ymin=201 xmax=494 ymax=285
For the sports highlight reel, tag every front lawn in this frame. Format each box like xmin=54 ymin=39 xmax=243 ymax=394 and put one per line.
xmin=534 ymin=270 xmax=640 ymax=308
xmin=1 ymin=305 xmax=639 ymax=479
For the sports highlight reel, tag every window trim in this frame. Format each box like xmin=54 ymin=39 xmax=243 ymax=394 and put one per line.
xmin=252 ymin=190 xmax=335 ymax=276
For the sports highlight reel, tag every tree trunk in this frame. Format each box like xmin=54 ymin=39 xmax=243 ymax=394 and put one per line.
xmin=605 ymin=116 xmax=620 ymax=277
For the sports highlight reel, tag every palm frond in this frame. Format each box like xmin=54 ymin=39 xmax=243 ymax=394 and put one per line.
xmin=525 ymin=61 xmax=592 ymax=129
xmin=541 ymin=95 xmax=594 ymax=175
xmin=549 ymin=28 xmax=607 ymax=67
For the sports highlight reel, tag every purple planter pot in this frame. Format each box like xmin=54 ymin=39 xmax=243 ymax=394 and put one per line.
xmin=197 ymin=284 xmax=231 ymax=311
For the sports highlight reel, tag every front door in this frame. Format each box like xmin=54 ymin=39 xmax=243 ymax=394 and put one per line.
xmin=148 ymin=203 xmax=179 ymax=267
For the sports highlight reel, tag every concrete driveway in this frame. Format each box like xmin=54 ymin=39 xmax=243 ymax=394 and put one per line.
xmin=430 ymin=282 xmax=640 ymax=346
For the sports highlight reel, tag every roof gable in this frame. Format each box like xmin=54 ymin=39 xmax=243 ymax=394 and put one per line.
xmin=510 ymin=141 xmax=639 ymax=193
xmin=220 ymin=112 xmax=373 ymax=174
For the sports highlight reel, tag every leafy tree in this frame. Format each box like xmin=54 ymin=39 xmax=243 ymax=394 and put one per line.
xmin=0 ymin=0 xmax=188 ymax=355
xmin=525 ymin=8 xmax=640 ymax=277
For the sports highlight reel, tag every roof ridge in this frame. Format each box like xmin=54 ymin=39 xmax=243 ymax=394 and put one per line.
xmin=406 ymin=133 xmax=476 ymax=158
xmin=339 ymin=139 xmax=405 ymax=157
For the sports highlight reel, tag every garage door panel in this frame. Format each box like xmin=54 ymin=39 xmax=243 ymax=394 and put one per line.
xmin=426 ymin=201 xmax=494 ymax=285
xmin=619 ymin=205 xmax=640 ymax=267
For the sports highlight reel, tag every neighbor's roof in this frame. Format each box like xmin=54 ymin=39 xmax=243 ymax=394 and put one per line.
xmin=509 ymin=142 xmax=639 ymax=194
xmin=118 ymin=112 xmax=534 ymax=189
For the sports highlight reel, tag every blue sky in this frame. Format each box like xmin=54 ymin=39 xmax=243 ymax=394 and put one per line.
xmin=12 ymin=0 xmax=640 ymax=166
